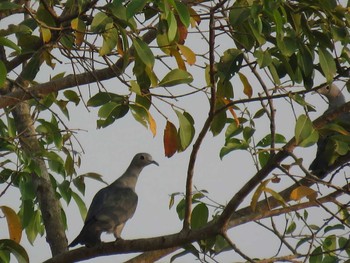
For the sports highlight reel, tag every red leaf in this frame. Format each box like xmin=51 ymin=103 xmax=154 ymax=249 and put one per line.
xmin=164 ymin=121 xmax=178 ymax=157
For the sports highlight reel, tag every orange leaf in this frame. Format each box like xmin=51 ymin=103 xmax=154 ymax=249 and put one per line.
xmin=290 ymin=186 xmax=317 ymax=202
xmin=238 ymin=72 xmax=253 ymax=98
xmin=222 ymin=98 xmax=239 ymax=126
xmin=177 ymin=44 xmax=196 ymax=65
xmin=164 ymin=121 xmax=178 ymax=157
xmin=1 ymin=206 xmax=22 ymax=243
xmin=176 ymin=18 xmax=188 ymax=44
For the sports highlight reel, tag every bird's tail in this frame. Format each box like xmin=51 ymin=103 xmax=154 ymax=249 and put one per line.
xmin=68 ymin=224 xmax=101 ymax=248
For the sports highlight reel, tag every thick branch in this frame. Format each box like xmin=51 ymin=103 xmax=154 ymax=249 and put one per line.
xmin=11 ymin=102 xmax=68 ymax=255
xmin=44 ymin=225 xmax=220 ymax=263
xmin=217 ymin=100 xmax=350 ymax=229
xmin=0 ymin=27 xmax=158 ymax=109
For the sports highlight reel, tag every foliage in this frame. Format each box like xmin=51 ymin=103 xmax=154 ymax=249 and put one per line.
xmin=0 ymin=0 xmax=350 ymax=262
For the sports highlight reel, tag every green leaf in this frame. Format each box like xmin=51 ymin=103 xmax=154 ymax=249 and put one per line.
xmin=324 ymin=224 xmax=345 ymax=233
xmin=72 ymin=192 xmax=87 ymax=220
xmin=133 ymin=37 xmax=154 ymax=69
xmin=173 ymin=0 xmax=190 ymax=27
xmin=0 ymin=2 xmax=21 ymax=10
xmin=210 ymin=100 xmax=226 ymax=136
xmin=176 ymin=198 xmax=185 ymax=220
xmin=286 ymin=221 xmax=296 ymax=234
xmin=338 ymin=237 xmax=350 ymax=257
xmin=167 ymin=11 xmax=177 ymax=43
xmin=191 ymin=203 xmax=208 ymax=229
xmin=220 ymin=138 xmax=248 ymax=159
xmin=63 ymin=90 xmax=80 ymax=105
xmin=310 ymin=246 xmax=323 ymax=263
xmin=87 ymin=92 xmax=123 ymax=107
xmin=175 ymin=110 xmax=195 ymax=151
xmin=126 ymin=0 xmax=148 ymax=19
xmin=318 ymin=47 xmax=337 ymax=82
xmin=323 ymin=235 xmax=336 ymax=255
xmin=21 ymin=55 xmax=41 ymax=81
xmin=91 ymin=12 xmax=112 ymax=33
xmin=100 ymin=23 xmax=119 ymax=56
xmin=217 ymin=49 xmax=243 ymax=80
xmin=254 ymin=49 xmax=272 ymax=68
xmin=0 ymin=37 xmax=21 ymax=53
xmin=225 ymin=121 xmax=242 ymax=139
xmin=158 ymin=69 xmax=193 ymax=87
xmin=0 ymin=60 xmax=6 ymax=88
xmin=58 ymin=180 xmax=72 ymax=204
xmin=0 ymin=239 xmax=29 ymax=263
xmin=257 ymin=133 xmax=287 ymax=147
xmin=295 ymin=114 xmax=319 ymax=147
xmin=229 ymin=5 xmax=250 ymax=27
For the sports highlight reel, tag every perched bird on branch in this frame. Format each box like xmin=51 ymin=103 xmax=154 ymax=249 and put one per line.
xmin=309 ymin=84 xmax=350 ymax=177
xmin=69 ymin=153 xmax=159 ymax=247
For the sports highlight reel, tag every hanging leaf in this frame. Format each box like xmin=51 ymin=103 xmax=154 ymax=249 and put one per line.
xmin=164 ymin=121 xmax=178 ymax=157
xmin=72 ymin=192 xmax=87 ymax=220
xmin=0 ymin=206 xmax=22 ymax=243
xmin=191 ymin=203 xmax=208 ymax=229
xmin=290 ymin=186 xmax=317 ymax=201
xmin=177 ymin=44 xmax=196 ymax=65
xmin=173 ymin=0 xmax=190 ymax=27
xmin=318 ymin=47 xmax=337 ymax=82
xmin=251 ymin=179 xmax=270 ymax=211
xmin=40 ymin=27 xmax=51 ymax=43
xmin=159 ymin=69 xmax=193 ymax=87
xmin=0 ymin=60 xmax=6 ymax=88
xmin=167 ymin=11 xmax=178 ymax=43
xmin=0 ymin=239 xmax=29 ymax=263
xmin=71 ymin=17 xmax=86 ymax=47
xmin=133 ymin=37 xmax=155 ymax=69
xmin=175 ymin=110 xmax=195 ymax=151
xmin=238 ymin=72 xmax=253 ymax=98
xmin=295 ymin=114 xmax=319 ymax=147
xmin=126 ymin=0 xmax=148 ymax=19
xmin=91 ymin=12 xmax=112 ymax=33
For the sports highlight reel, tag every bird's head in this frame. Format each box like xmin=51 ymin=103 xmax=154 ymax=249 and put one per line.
xmin=316 ymin=84 xmax=342 ymax=100
xmin=132 ymin=153 xmax=159 ymax=168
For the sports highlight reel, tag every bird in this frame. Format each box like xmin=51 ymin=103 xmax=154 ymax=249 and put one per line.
xmin=309 ymin=84 xmax=350 ymax=177
xmin=68 ymin=153 xmax=159 ymax=248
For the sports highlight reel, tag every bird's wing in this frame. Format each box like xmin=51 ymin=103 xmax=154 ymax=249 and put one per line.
xmin=85 ymin=186 xmax=138 ymax=226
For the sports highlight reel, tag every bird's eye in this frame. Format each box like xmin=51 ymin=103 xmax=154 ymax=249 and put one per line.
xmin=140 ymin=155 xmax=145 ymax=160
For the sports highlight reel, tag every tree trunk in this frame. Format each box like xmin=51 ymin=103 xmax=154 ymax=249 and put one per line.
xmin=12 ymin=101 xmax=68 ymax=256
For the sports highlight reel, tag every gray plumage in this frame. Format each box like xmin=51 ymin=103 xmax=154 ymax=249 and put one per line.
xmin=309 ymin=84 xmax=349 ymax=176
xmin=69 ymin=153 xmax=158 ymax=247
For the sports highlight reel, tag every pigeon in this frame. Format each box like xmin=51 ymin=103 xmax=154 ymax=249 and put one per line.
xmin=309 ymin=84 xmax=350 ymax=177
xmin=69 ymin=153 xmax=159 ymax=247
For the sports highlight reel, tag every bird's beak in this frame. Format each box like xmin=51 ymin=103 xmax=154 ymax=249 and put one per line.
xmin=151 ymin=160 xmax=159 ymax=166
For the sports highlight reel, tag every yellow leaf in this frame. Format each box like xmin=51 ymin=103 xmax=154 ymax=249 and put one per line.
xmin=172 ymin=49 xmax=186 ymax=70
xmin=1 ymin=206 xmax=22 ymax=243
xmin=40 ymin=27 xmax=51 ymax=43
xmin=147 ymin=111 xmax=157 ymax=137
xmin=189 ymin=7 xmax=201 ymax=27
xmin=71 ymin=18 xmax=85 ymax=47
xmin=264 ymin=187 xmax=287 ymax=207
xmin=177 ymin=44 xmax=196 ymax=65
xmin=251 ymin=179 xmax=270 ymax=211
xmin=290 ymin=186 xmax=317 ymax=202
xmin=238 ymin=72 xmax=253 ymax=98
